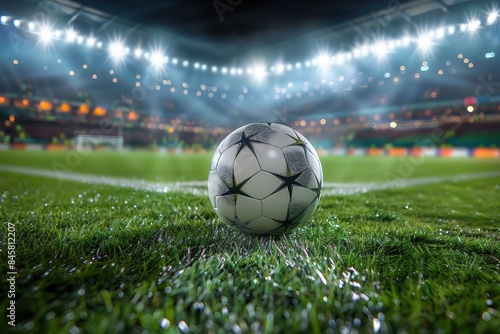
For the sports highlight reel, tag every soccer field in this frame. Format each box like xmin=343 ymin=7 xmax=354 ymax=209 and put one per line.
xmin=0 ymin=151 xmax=499 ymax=333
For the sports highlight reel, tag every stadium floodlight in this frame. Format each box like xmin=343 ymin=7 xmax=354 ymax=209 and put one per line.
xmin=467 ymin=19 xmax=481 ymax=32
xmin=171 ymin=58 xmax=178 ymax=65
xmin=150 ymin=51 xmax=166 ymax=70
xmin=194 ymin=62 xmax=200 ymax=69
xmin=87 ymin=36 xmax=96 ymax=47
xmin=13 ymin=19 xmax=20 ymax=27
xmin=38 ymin=24 xmax=53 ymax=44
xmin=286 ymin=64 xmax=293 ymax=71
xmin=28 ymin=22 xmax=35 ymax=31
xmin=108 ymin=40 xmax=127 ymax=62
xmin=211 ymin=65 xmax=218 ymax=73
xmin=316 ymin=52 xmax=331 ymax=68
xmin=0 ymin=16 xmax=8 ymax=24
xmin=201 ymin=64 xmax=207 ymax=71
xmin=221 ymin=67 xmax=228 ymax=74
xmin=252 ymin=64 xmax=267 ymax=83
xmin=373 ymin=41 xmax=388 ymax=59
xmin=65 ymin=28 xmax=77 ymax=43
xmin=182 ymin=60 xmax=189 ymax=67
xmin=275 ymin=63 xmax=285 ymax=74
xmin=230 ymin=67 xmax=236 ymax=75
xmin=447 ymin=26 xmax=456 ymax=35
xmin=134 ymin=48 xmax=143 ymax=58
xmin=237 ymin=68 xmax=243 ymax=75
xmin=401 ymin=36 xmax=411 ymax=46
xmin=416 ymin=33 xmax=433 ymax=53
xmin=353 ymin=48 xmax=362 ymax=58
xmin=76 ymin=36 xmax=84 ymax=44
xmin=435 ymin=27 xmax=446 ymax=39
xmin=487 ymin=10 xmax=498 ymax=25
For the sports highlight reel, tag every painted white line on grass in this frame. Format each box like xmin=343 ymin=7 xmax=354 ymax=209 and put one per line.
xmin=322 ymin=171 xmax=500 ymax=195
xmin=0 ymin=165 xmax=209 ymax=195
xmin=1 ymin=165 xmax=500 ymax=197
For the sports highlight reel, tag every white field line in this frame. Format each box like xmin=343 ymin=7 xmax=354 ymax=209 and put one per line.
xmin=1 ymin=165 xmax=500 ymax=197
xmin=322 ymin=171 xmax=500 ymax=195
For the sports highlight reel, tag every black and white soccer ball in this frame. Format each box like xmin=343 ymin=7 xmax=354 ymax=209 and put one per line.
xmin=208 ymin=122 xmax=323 ymax=235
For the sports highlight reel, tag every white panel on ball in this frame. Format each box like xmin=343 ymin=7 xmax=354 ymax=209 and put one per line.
xmin=233 ymin=146 xmax=261 ymax=184
xmin=210 ymin=149 xmax=221 ymax=171
xmin=306 ymin=148 xmax=323 ymax=183
xmin=282 ymin=146 xmax=308 ymax=175
xmin=295 ymin=199 xmax=319 ymax=225
xmin=288 ymin=185 xmax=318 ymax=219
xmin=243 ymin=123 xmax=270 ymax=136
xmin=269 ymin=123 xmax=299 ymax=139
xmin=208 ymin=171 xmax=229 ymax=207
xmin=252 ymin=143 xmax=287 ymax=175
xmin=295 ymin=169 xmax=319 ymax=189
xmin=217 ymin=145 xmax=238 ymax=186
xmin=215 ymin=195 xmax=236 ymax=220
xmin=218 ymin=214 xmax=235 ymax=227
xmin=241 ymin=171 xmax=284 ymax=199
xmin=251 ymin=129 xmax=297 ymax=148
xmin=262 ymin=188 xmax=290 ymax=221
xmin=219 ymin=128 xmax=244 ymax=152
xmin=245 ymin=216 xmax=282 ymax=234
xmin=236 ymin=195 xmax=261 ymax=222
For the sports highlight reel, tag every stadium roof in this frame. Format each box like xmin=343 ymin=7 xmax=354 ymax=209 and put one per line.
xmin=2 ymin=0 xmax=477 ymax=62
xmin=1 ymin=0 xmax=497 ymax=126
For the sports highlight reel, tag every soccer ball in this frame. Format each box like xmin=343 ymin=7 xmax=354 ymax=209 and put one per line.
xmin=208 ymin=122 xmax=323 ymax=235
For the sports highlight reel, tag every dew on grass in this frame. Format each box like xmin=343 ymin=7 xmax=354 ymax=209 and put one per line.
xmin=350 ymin=281 xmax=362 ymax=288
xmin=160 ymin=318 xmax=170 ymax=329
xmin=64 ymin=311 xmax=75 ymax=321
xmin=69 ymin=326 xmax=80 ymax=334
xmin=24 ymin=321 xmax=34 ymax=330
xmin=373 ymin=318 xmax=381 ymax=333
xmin=482 ymin=311 xmax=491 ymax=321
xmin=45 ymin=311 xmax=56 ymax=320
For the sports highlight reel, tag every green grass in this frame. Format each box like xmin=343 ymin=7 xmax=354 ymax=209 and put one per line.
xmin=0 ymin=151 xmax=499 ymax=333
xmin=1 ymin=150 xmax=500 ymax=182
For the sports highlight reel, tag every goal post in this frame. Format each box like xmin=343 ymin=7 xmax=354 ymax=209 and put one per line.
xmin=75 ymin=134 xmax=124 ymax=151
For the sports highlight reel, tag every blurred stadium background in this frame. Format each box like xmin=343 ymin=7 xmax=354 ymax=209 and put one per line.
xmin=2 ymin=1 xmax=500 ymax=333
xmin=0 ymin=0 xmax=499 ymax=157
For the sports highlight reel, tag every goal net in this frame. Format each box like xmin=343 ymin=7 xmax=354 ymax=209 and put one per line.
xmin=75 ymin=135 xmax=124 ymax=151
